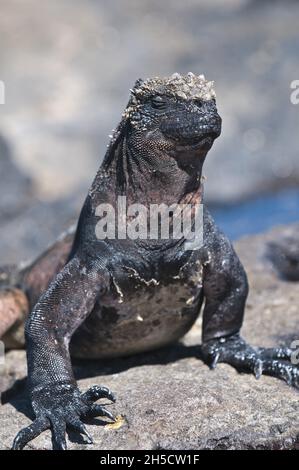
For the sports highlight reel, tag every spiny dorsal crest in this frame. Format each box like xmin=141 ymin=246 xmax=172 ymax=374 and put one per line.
xmin=131 ymin=72 xmax=216 ymax=102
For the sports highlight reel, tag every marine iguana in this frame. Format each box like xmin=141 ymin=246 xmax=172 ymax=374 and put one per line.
xmin=1 ymin=73 xmax=298 ymax=450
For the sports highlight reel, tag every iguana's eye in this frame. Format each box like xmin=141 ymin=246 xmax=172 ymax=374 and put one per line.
xmin=150 ymin=95 xmax=167 ymax=110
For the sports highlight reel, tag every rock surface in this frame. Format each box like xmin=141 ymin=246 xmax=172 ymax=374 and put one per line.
xmin=0 ymin=223 xmax=299 ymax=450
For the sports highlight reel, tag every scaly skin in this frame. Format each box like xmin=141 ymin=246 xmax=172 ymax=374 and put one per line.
xmin=2 ymin=73 xmax=297 ymax=450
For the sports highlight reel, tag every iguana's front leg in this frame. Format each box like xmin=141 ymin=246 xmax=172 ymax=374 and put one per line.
xmin=12 ymin=255 xmax=116 ymax=450
xmin=200 ymin=209 xmax=299 ymax=388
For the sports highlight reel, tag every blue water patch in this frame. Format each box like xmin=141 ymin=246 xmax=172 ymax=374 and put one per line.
xmin=210 ymin=188 xmax=299 ymax=241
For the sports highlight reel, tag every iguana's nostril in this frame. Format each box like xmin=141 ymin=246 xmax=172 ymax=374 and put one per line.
xmin=194 ymin=100 xmax=203 ymax=108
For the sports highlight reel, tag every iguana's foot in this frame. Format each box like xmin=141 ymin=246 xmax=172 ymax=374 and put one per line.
xmin=202 ymin=333 xmax=299 ymax=388
xmin=12 ymin=384 xmax=116 ymax=450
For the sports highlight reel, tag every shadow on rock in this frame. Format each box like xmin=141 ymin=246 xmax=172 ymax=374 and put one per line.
xmin=2 ymin=342 xmax=202 ymax=418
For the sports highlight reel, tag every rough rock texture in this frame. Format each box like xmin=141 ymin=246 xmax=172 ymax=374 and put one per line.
xmin=0 ymin=223 xmax=298 ymax=450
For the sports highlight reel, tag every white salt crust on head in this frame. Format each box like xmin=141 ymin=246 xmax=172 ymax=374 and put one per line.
xmin=132 ymin=72 xmax=216 ymax=102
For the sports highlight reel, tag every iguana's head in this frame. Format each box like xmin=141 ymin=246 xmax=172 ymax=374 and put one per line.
xmin=122 ymin=73 xmax=221 ymax=165
xmin=103 ymin=73 xmax=222 ymax=195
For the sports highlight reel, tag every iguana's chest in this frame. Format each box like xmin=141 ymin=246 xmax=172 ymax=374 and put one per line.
xmin=71 ymin=252 xmax=204 ymax=359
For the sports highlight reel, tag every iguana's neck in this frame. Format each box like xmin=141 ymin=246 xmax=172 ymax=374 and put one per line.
xmin=100 ymin=131 xmax=205 ymax=208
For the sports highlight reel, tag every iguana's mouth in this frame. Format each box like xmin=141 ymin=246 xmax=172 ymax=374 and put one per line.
xmin=175 ymin=132 xmax=218 ymax=149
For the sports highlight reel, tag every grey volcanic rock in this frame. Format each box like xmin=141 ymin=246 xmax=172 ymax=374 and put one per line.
xmin=0 ymin=224 xmax=299 ymax=450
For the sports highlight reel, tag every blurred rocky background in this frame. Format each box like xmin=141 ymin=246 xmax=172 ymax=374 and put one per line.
xmin=0 ymin=0 xmax=299 ymax=264
xmin=1 ymin=1 xmax=299 ymax=450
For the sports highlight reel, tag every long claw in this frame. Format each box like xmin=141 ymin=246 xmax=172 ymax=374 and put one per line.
xmin=82 ymin=385 xmax=116 ymax=403
xmin=107 ymin=390 xmax=117 ymax=403
xmin=211 ymin=352 xmax=220 ymax=370
xmin=283 ymin=367 xmax=293 ymax=386
xmin=58 ymin=441 xmax=67 ymax=451
xmin=51 ymin=418 xmax=67 ymax=450
xmin=67 ymin=417 xmax=93 ymax=444
xmin=88 ymin=404 xmax=116 ymax=421
xmin=81 ymin=426 xmax=93 ymax=444
xmin=12 ymin=417 xmax=49 ymax=450
xmin=254 ymin=359 xmax=263 ymax=379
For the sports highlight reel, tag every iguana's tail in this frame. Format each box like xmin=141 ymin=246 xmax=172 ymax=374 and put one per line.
xmin=0 ymin=265 xmax=29 ymax=347
xmin=0 ymin=225 xmax=76 ymax=348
